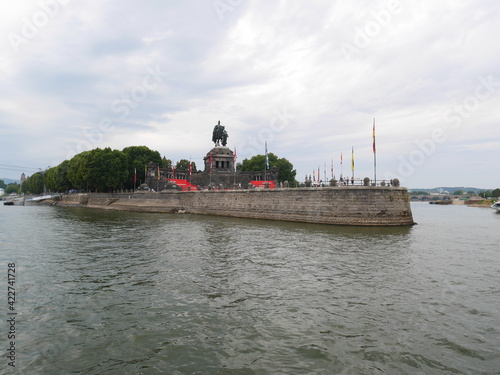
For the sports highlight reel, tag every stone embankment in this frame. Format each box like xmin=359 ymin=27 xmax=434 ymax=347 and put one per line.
xmin=57 ymin=187 xmax=415 ymax=226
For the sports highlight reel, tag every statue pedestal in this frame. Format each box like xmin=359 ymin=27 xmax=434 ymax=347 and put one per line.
xmin=204 ymin=146 xmax=235 ymax=173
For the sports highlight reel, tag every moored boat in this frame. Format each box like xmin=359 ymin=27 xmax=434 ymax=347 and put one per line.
xmin=491 ymin=201 xmax=500 ymax=212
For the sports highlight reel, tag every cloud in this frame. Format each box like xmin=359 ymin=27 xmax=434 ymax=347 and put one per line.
xmin=0 ymin=0 xmax=499 ymax=188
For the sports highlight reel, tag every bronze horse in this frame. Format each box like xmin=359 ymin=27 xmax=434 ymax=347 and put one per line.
xmin=212 ymin=121 xmax=228 ymax=146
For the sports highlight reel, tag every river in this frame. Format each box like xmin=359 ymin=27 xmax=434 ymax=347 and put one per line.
xmin=1 ymin=202 xmax=499 ymax=374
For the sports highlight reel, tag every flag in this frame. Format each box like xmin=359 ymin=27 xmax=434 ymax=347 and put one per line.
xmin=209 ymin=154 xmax=213 ymax=174
xmin=189 ymin=162 xmax=192 ymax=176
xmin=340 ymin=152 xmax=343 ymax=179
xmin=134 ymin=168 xmax=137 ymax=184
xmin=265 ymin=141 xmax=269 ymax=169
xmin=351 ymin=147 xmax=355 ymax=172
xmin=157 ymin=164 xmax=160 ymax=180
xmin=234 ymin=147 xmax=237 ymax=171
xmin=331 ymin=158 xmax=334 ymax=179
xmin=372 ymin=118 xmax=376 ymax=154
xmin=318 ymin=166 xmax=321 ymax=182
xmin=172 ymin=165 xmax=176 ymax=179
xmin=313 ymin=169 xmax=316 ymax=181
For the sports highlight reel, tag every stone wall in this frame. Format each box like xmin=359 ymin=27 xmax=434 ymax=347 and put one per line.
xmin=58 ymin=187 xmax=414 ymax=226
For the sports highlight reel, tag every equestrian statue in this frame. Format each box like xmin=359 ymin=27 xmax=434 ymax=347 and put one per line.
xmin=212 ymin=120 xmax=228 ymax=146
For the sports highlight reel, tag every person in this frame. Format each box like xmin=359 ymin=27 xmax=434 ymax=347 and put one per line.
xmin=351 ymin=177 xmax=354 ymax=185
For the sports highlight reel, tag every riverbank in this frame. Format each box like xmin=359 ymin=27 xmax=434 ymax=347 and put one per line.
xmin=51 ymin=187 xmax=415 ymax=226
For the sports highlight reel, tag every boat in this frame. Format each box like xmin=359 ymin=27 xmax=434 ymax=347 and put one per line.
xmin=491 ymin=201 xmax=500 ymax=212
xmin=3 ymin=197 xmax=24 ymax=206
xmin=429 ymin=199 xmax=452 ymax=205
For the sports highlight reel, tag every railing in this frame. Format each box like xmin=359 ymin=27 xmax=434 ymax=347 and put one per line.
xmin=307 ymin=178 xmax=399 ymax=187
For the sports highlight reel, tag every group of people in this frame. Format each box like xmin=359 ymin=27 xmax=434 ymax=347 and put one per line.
xmin=339 ymin=177 xmax=355 ymax=185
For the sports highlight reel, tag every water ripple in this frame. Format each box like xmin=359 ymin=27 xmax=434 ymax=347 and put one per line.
xmin=1 ymin=203 xmax=499 ymax=374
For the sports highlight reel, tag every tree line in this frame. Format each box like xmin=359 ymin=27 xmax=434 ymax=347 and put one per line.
xmin=14 ymin=148 xmax=298 ymax=194
xmin=19 ymin=146 xmax=197 ymax=194
xmin=239 ymin=152 xmax=297 ymax=186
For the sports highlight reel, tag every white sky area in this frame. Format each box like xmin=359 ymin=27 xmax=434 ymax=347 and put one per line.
xmin=0 ymin=0 xmax=499 ymax=188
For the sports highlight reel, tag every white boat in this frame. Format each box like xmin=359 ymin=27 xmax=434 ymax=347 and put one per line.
xmin=491 ymin=201 xmax=500 ymax=212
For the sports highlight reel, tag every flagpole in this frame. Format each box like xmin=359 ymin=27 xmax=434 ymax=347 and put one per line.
xmin=264 ymin=141 xmax=268 ymax=182
xmin=351 ymin=147 xmax=354 ymax=181
xmin=209 ymin=153 xmax=212 ymax=187
xmin=373 ymin=118 xmax=377 ymax=186
xmin=340 ymin=153 xmax=343 ymax=179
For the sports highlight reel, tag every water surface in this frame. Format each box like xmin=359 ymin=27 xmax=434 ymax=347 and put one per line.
xmin=1 ymin=202 xmax=499 ymax=374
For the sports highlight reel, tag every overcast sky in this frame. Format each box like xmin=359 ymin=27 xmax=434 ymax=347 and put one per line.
xmin=1 ymin=0 xmax=499 ymax=188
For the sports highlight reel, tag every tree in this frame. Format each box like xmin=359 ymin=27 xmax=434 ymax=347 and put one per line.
xmin=241 ymin=153 xmax=297 ymax=184
xmin=176 ymin=159 xmax=197 ymax=172
xmin=479 ymin=190 xmax=492 ymax=198
xmin=161 ymin=156 xmax=172 ymax=169
xmin=0 ymin=179 xmax=6 ymax=189
xmin=412 ymin=191 xmax=430 ymax=195
xmin=66 ymin=148 xmax=128 ymax=192
xmin=86 ymin=148 xmax=128 ymax=192
xmin=274 ymin=157 xmax=296 ymax=184
xmin=453 ymin=190 xmax=464 ymax=195
xmin=492 ymin=188 xmax=500 ymax=198
xmin=241 ymin=154 xmax=267 ymax=172
xmin=45 ymin=160 xmax=72 ymax=192
xmin=122 ymin=146 xmax=162 ymax=189
xmin=67 ymin=151 xmax=92 ymax=190
xmin=20 ymin=173 xmax=44 ymax=194
xmin=5 ymin=183 xmax=20 ymax=194
xmin=467 ymin=191 xmax=475 ymax=195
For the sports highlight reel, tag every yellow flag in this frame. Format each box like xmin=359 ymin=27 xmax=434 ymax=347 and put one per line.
xmin=351 ymin=147 xmax=354 ymax=171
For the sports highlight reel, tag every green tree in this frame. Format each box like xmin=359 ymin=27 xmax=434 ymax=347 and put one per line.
xmin=67 ymin=151 xmax=92 ymax=190
xmin=0 ymin=179 xmax=6 ymax=189
xmin=467 ymin=191 xmax=475 ymax=195
xmin=86 ymin=148 xmax=128 ymax=192
xmin=5 ymin=183 xmax=20 ymax=194
xmin=45 ymin=160 xmax=72 ymax=192
xmin=21 ymin=173 xmax=44 ymax=194
xmin=453 ymin=190 xmax=464 ymax=195
xmin=492 ymin=188 xmax=500 ymax=198
xmin=122 ymin=146 xmax=162 ymax=189
xmin=176 ymin=159 xmax=197 ymax=172
xmin=479 ymin=190 xmax=492 ymax=198
xmin=240 ymin=153 xmax=297 ymax=184
xmin=274 ymin=157 xmax=296 ymax=185
xmin=412 ymin=191 xmax=430 ymax=195
xmin=161 ymin=156 xmax=172 ymax=169
xmin=66 ymin=148 xmax=128 ymax=192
